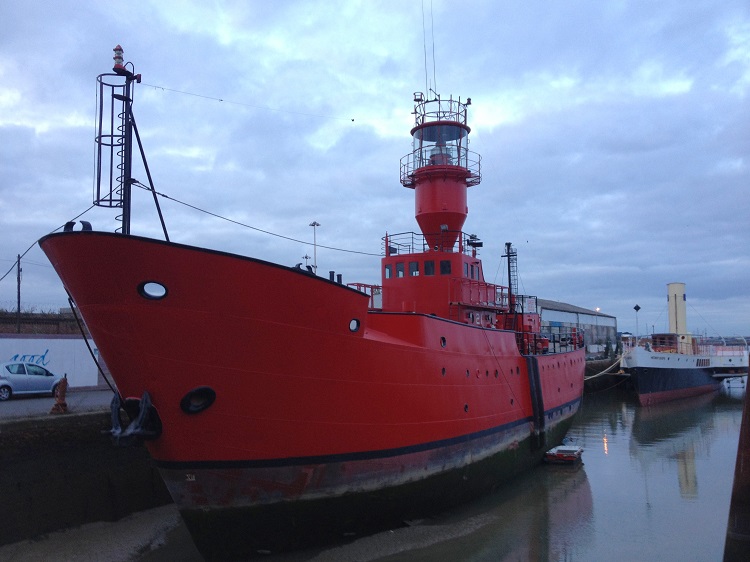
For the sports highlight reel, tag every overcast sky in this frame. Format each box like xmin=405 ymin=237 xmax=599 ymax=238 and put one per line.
xmin=1 ymin=0 xmax=749 ymax=337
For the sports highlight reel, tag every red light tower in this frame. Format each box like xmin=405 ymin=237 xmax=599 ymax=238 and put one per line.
xmin=400 ymin=92 xmax=481 ymax=251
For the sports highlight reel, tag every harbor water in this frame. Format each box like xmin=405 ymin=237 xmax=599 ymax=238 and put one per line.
xmin=1 ymin=379 xmax=745 ymax=561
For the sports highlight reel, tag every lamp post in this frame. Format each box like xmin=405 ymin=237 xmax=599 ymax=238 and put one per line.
xmin=634 ymin=304 xmax=641 ymax=344
xmin=595 ymin=307 xmax=600 ymax=348
xmin=309 ymin=221 xmax=320 ymax=274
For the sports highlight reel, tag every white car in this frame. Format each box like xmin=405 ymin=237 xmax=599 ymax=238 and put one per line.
xmin=0 ymin=361 xmax=64 ymax=401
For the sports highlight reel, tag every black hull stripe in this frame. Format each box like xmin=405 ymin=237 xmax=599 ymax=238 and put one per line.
xmin=156 ymin=397 xmax=581 ymax=470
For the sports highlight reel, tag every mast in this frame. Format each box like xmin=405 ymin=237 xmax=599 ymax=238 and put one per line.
xmin=94 ymin=45 xmax=141 ymax=235
xmin=504 ymin=242 xmax=518 ymax=310
xmin=91 ymin=46 xmax=168 ymax=240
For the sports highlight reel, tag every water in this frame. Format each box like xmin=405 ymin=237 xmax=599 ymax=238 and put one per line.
xmin=2 ymin=380 xmax=745 ymax=561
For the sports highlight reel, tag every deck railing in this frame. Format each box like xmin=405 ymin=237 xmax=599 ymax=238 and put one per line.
xmin=383 ymin=231 xmax=486 ymax=256
xmin=449 ymin=277 xmax=509 ymax=310
xmin=622 ymin=336 xmax=748 ymax=358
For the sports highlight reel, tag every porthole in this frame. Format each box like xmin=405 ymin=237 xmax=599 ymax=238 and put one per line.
xmin=440 ymin=336 xmax=446 ymax=348
xmin=180 ymin=386 xmax=216 ymax=414
xmin=464 ymin=404 xmax=469 ymax=413
xmin=138 ymin=281 xmax=168 ymax=300
xmin=466 ymin=369 xmax=470 ymax=378
xmin=441 ymin=367 xmax=446 ymax=376
xmin=494 ymin=370 xmax=499 ymax=378
xmin=349 ymin=319 xmax=360 ymax=332
xmin=510 ymin=398 xmax=514 ymax=405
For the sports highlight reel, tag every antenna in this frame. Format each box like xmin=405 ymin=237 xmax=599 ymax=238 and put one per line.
xmin=421 ymin=1 xmax=429 ymax=95
xmin=421 ymin=0 xmax=438 ymax=96
xmin=429 ymin=0 xmax=437 ymax=94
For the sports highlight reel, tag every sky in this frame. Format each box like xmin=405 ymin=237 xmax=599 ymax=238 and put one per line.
xmin=1 ymin=0 xmax=749 ymax=337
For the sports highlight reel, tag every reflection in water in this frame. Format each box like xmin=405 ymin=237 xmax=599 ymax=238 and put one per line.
xmin=675 ymin=447 xmax=698 ymax=499
xmin=307 ymin=465 xmax=594 ymax=562
xmin=558 ymin=382 xmax=742 ymax=561
xmin=630 ymin=392 xmax=718 ymax=501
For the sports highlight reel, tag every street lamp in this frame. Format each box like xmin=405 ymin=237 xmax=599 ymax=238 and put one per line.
xmin=309 ymin=221 xmax=320 ymax=274
xmin=595 ymin=307 xmax=600 ymax=346
xmin=634 ymin=304 xmax=641 ymax=344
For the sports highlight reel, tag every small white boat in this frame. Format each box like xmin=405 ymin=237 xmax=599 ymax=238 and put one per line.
xmin=544 ymin=444 xmax=584 ymax=464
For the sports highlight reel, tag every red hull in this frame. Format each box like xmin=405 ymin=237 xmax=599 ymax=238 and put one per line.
xmin=41 ymin=232 xmax=583 ymax=459
xmin=40 ymin=232 xmax=584 ymax=554
xmin=637 ymin=383 xmax=720 ymax=406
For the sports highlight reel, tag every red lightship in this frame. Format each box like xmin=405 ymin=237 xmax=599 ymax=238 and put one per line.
xmin=40 ymin=49 xmax=585 ymax=558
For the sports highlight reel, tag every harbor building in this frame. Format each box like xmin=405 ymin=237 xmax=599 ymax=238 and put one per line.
xmin=538 ymin=299 xmax=617 ymax=358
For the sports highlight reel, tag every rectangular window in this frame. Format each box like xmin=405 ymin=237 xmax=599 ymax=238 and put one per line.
xmin=464 ymin=263 xmax=469 ymax=277
xmin=471 ymin=264 xmax=477 ymax=279
xmin=385 ymin=264 xmax=392 ymax=279
xmin=396 ymin=262 xmax=405 ymax=278
xmin=440 ymin=260 xmax=451 ymax=275
xmin=424 ymin=260 xmax=435 ymax=276
xmin=409 ymin=261 xmax=419 ymax=276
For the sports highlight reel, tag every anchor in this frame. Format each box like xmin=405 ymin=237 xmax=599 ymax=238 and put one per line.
xmin=106 ymin=391 xmax=162 ymax=446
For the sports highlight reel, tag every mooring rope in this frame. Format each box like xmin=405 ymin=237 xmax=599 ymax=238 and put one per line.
xmin=584 ymin=357 xmax=627 ymax=380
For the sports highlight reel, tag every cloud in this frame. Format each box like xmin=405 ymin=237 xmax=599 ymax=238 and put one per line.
xmin=0 ymin=0 xmax=749 ymax=337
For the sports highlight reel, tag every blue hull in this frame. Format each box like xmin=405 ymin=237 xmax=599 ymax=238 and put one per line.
xmin=630 ymin=366 xmax=719 ymax=406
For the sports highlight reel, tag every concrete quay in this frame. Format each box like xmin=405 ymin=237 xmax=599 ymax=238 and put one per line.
xmin=0 ymin=389 xmax=172 ymax=548
xmin=0 ymin=387 xmax=114 ymax=422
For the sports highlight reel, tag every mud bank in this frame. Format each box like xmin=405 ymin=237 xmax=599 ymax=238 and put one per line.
xmin=0 ymin=411 xmax=172 ymax=546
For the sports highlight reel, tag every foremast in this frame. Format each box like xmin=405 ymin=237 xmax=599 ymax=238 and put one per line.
xmin=91 ymin=45 xmax=168 ymax=240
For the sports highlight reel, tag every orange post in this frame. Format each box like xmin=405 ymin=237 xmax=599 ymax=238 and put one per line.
xmin=49 ymin=374 xmax=69 ymax=415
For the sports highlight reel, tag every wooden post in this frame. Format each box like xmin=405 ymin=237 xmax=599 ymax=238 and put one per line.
xmin=16 ymin=254 xmax=21 ymax=333
xmin=724 ymin=370 xmax=750 ymax=560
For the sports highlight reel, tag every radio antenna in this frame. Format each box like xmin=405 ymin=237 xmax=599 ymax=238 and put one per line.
xmin=430 ymin=0 xmax=437 ymax=94
xmin=421 ymin=0 xmax=438 ymax=96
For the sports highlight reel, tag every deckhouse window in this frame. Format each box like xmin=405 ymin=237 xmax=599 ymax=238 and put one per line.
xmin=440 ymin=260 xmax=451 ymax=275
xmin=409 ymin=261 xmax=419 ymax=276
xmin=396 ymin=262 xmax=405 ymax=278
xmin=464 ymin=263 xmax=469 ymax=277
xmin=424 ymin=260 xmax=435 ymax=276
xmin=385 ymin=264 xmax=392 ymax=279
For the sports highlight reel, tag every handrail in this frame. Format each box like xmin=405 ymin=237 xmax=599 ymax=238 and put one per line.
xmin=383 ymin=231 xmax=487 ymax=256
xmin=449 ymin=277 xmax=508 ymax=310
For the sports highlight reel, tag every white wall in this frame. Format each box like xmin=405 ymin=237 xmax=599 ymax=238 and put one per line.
xmin=0 ymin=335 xmax=100 ymax=387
